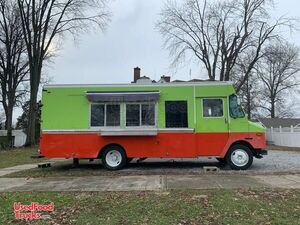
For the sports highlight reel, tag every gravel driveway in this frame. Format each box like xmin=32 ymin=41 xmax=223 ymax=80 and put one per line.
xmin=122 ymin=150 xmax=300 ymax=175
xmin=248 ymin=150 xmax=300 ymax=173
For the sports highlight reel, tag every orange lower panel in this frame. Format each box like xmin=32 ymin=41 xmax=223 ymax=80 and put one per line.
xmin=40 ymin=132 xmax=266 ymax=158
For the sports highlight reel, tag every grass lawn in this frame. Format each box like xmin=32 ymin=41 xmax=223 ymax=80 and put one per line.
xmin=0 ymin=189 xmax=299 ymax=225
xmin=0 ymin=147 xmax=44 ymax=169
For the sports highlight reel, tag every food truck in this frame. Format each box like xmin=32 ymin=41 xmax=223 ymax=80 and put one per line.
xmin=40 ymin=81 xmax=267 ymax=170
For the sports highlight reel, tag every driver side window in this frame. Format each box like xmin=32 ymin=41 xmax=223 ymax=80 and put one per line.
xmin=202 ymin=99 xmax=223 ymax=117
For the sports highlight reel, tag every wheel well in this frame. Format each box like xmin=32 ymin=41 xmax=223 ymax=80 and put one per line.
xmin=97 ymin=144 xmax=126 ymax=159
xmin=228 ymin=141 xmax=255 ymax=155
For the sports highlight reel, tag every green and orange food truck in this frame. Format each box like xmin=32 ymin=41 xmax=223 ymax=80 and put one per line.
xmin=40 ymin=81 xmax=267 ymax=170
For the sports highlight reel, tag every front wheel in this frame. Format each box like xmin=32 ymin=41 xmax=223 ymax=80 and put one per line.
xmin=101 ymin=145 xmax=127 ymax=170
xmin=226 ymin=144 xmax=253 ymax=170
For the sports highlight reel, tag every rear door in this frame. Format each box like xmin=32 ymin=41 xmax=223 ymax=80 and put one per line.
xmin=196 ymin=97 xmax=229 ymax=156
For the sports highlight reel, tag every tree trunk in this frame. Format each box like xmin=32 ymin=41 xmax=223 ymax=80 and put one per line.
xmin=246 ymin=100 xmax=251 ymax=120
xmin=270 ymin=99 xmax=275 ymax=118
xmin=6 ymin=104 xmax=14 ymax=148
xmin=246 ymin=78 xmax=251 ymax=120
xmin=26 ymin=83 xmax=38 ymax=146
xmin=25 ymin=65 xmax=41 ymax=146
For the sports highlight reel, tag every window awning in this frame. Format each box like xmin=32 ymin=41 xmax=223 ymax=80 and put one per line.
xmin=86 ymin=91 xmax=160 ymax=102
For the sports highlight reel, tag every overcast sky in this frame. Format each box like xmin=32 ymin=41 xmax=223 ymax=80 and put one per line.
xmin=7 ymin=0 xmax=300 ymax=122
xmin=45 ymin=0 xmax=300 ymax=85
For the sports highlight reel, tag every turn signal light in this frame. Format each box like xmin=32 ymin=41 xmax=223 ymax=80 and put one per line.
xmin=256 ymin=133 xmax=263 ymax=136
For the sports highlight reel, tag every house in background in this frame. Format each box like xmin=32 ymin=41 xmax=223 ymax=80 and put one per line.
xmin=258 ymin=118 xmax=300 ymax=129
xmin=132 ymin=67 xmax=205 ymax=84
xmin=258 ymin=118 xmax=300 ymax=147
xmin=0 ymin=130 xmax=27 ymax=147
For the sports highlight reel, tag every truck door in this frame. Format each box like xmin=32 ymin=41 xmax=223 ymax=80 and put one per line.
xmin=196 ymin=97 xmax=229 ymax=156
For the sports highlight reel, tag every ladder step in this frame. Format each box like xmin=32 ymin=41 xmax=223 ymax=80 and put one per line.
xmin=203 ymin=166 xmax=220 ymax=172
xmin=37 ymin=162 xmax=51 ymax=168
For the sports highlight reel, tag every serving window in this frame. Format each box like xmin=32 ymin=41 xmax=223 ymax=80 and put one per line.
xmin=91 ymin=104 xmax=120 ymax=127
xmin=91 ymin=104 xmax=105 ymax=127
xmin=90 ymin=102 xmax=156 ymax=128
xmin=126 ymin=103 xmax=156 ymax=127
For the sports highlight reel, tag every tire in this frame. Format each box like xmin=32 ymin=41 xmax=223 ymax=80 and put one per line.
xmin=101 ymin=145 xmax=127 ymax=170
xmin=226 ymin=144 xmax=253 ymax=170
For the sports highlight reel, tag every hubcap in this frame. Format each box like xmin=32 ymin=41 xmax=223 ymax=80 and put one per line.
xmin=231 ymin=149 xmax=249 ymax=167
xmin=105 ymin=150 xmax=122 ymax=167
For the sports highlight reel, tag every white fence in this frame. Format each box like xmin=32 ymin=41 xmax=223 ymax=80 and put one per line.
xmin=266 ymin=126 xmax=300 ymax=147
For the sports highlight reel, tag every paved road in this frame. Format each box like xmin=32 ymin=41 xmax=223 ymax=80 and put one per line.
xmin=1 ymin=174 xmax=300 ymax=192
xmin=0 ymin=164 xmax=37 ymax=177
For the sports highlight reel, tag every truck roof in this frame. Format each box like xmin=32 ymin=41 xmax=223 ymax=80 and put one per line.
xmin=43 ymin=81 xmax=233 ymax=89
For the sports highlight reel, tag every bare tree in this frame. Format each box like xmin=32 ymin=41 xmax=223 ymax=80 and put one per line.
xmin=231 ymin=50 xmax=263 ymax=119
xmin=17 ymin=0 xmax=110 ymax=146
xmin=157 ymin=0 xmax=288 ymax=92
xmin=0 ymin=0 xmax=29 ymax=147
xmin=256 ymin=41 xmax=300 ymax=118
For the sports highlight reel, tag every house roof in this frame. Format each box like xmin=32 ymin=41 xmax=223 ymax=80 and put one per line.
xmin=258 ymin=118 xmax=300 ymax=128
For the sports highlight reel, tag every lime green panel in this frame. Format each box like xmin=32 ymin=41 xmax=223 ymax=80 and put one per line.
xmin=248 ymin=121 xmax=265 ymax=133
xmin=41 ymin=90 xmax=90 ymax=129
xmin=41 ymin=84 xmax=238 ymax=131
xmin=42 ymin=85 xmax=196 ymax=130
xmin=229 ymin=117 xmax=249 ymax=132
xmin=195 ymin=97 xmax=229 ymax=133
xmin=195 ymin=85 xmax=235 ymax=97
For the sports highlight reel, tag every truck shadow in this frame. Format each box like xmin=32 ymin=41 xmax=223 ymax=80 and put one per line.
xmin=61 ymin=158 xmax=231 ymax=174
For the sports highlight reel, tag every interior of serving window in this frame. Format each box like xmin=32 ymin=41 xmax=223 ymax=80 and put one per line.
xmin=125 ymin=103 xmax=156 ymax=127
xmin=90 ymin=102 xmax=157 ymax=128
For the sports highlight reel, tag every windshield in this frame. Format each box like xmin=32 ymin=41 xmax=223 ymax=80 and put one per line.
xmin=229 ymin=94 xmax=245 ymax=118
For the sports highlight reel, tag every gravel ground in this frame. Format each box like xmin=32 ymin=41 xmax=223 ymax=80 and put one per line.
xmin=121 ymin=150 xmax=300 ymax=175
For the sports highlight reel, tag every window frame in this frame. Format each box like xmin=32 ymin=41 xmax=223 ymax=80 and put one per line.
xmin=202 ymin=98 xmax=224 ymax=118
xmin=90 ymin=103 xmax=105 ymax=127
xmin=89 ymin=103 xmax=121 ymax=128
xmin=125 ymin=102 xmax=157 ymax=128
xmin=89 ymin=102 xmax=157 ymax=129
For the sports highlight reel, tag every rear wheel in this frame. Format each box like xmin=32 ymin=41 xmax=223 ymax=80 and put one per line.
xmin=226 ymin=144 xmax=253 ymax=170
xmin=101 ymin=145 xmax=127 ymax=170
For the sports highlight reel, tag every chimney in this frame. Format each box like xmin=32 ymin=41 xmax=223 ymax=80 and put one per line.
xmin=161 ymin=75 xmax=171 ymax=83
xmin=133 ymin=67 xmax=141 ymax=83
